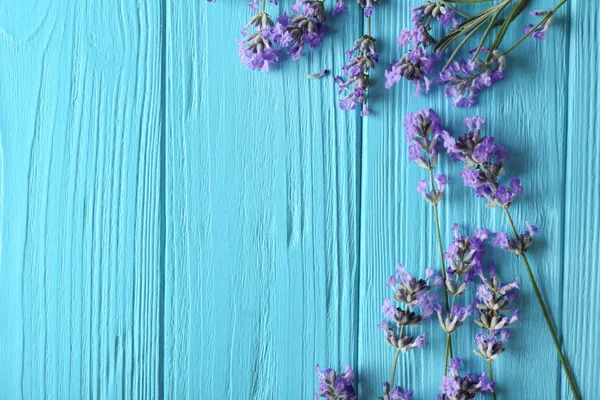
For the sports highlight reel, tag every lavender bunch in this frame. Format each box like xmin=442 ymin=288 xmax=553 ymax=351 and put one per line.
xmin=404 ymin=108 xmax=459 ymax=376
xmin=386 ymin=0 xmax=568 ymax=107
xmin=437 ymin=358 xmax=495 ymax=400
xmin=379 ymin=264 xmax=441 ymax=389
xmin=238 ymin=1 xmax=280 ymax=71
xmin=442 ymin=115 xmax=581 ymax=399
xmin=384 ymin=2 xmax=457 ymax=94
xmin=472 ymin=265 xmax=520 ymax=399
xmin=314 ymin=364 xmax=358 ymax=400
xmin=335 ymin=34 xmax=377 ymax=116
xmin=435 ymin=224 xmax=488 ymax=382
xmin=271 ymin=0 xmax=328 ymax=60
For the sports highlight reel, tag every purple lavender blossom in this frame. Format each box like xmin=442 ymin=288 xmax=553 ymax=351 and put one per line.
xmin=314 ymin=364 xmax=358 ymax=400
xmin=411 ymin=1 xmax=461 ymax=28
xmin=271 ymin=1 xmax=328 ymax=60
xmin=523 ymin=9 xmax=555 ymax=41
xmin=438 ymin=50 xmax=506 ymax=107
xmin=380 ymin=382 xmax=414 ymax=400
xmin=441 ymin=116 xmax=523 ymax=207
xmin=437 ymin=358 xmax=495 ymax=400
xmin=435 ymin=304 xmax=472 ymax=334
xmin=404 ymin=109 xmax=444 ymax=169
xmin=238 ymin=10 xmax=279 ymax=71
xmin=335 ymin=35 xmax=377 ymax=116
xmin=356 ymin=0 xmax=380 ymax=17
xmin=444 ymin=224 xmax=488 ymax=284
xmin=379 ymin=264 xmax=441 ymax=351
xmin=493 ymin=222 xmax=539 ymax=256
xmin=331 ymin=0 xmax=348 ymax=16
xmin=473 ymin=266 xmax=520 ymax=362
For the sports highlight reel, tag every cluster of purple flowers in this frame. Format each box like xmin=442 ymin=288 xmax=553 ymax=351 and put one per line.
xmin=238 ymin=9 xmax=280 ymax=71
xmin=435 ymin=224 xmax=488 ymax=334
xmin=473 ymin=265 xmax=520 ymax=361
xmin=385 ymin=1 xmax=461 ymax=94
xmin=271 ymin=0 xmax=328 ymax=60
xmin=335 ymin=35 xmax=378 ymax=116
xmin=380 ymin=382 xmax=414 ymax=400
xmin=437 ymin=358 xmax=495 ymax=400
xmin=379 ymin=264 xmax=441 ymax=352
xmin=442 ymin=116 xmax=523 ymax=207
xmin=493 ymin=222 xmax=539 ymax=256
xmin=314 ymin=364 xmax=358 ymax=400
xmin=438 ymin=50 xmax=506 ymax=107
xmin=404 ymin=109 xmax=451 ymax=205
xmin=523 ymin=10 xmax=555 ymax=41
xmin=239 ymin=0 xmax=349 ymax=70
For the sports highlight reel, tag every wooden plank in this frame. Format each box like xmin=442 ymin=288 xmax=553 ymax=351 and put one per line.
xmin=561 ymin=0 xmax=600 ymax=398
xmin=358 ymin=1 xmax=570 ymax=398
xmin=163 ymin=2 xmax=362 ymax=398
xmin=0 ymin=1 xmax=163 ymax=398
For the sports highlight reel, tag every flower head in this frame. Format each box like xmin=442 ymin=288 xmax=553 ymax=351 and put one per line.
xmin=381 ymin=382 xmax=414 ymax=400
xmin=438 ymin=50 xmax=506 ymax=107
xmin=493 ymin=222 xmax=539 ymax=256
xmin=336 ymin=35 xmax=377 ymax=116
xmin=439 ymin=358 xmax=495 ymax=399
xmin=271 ymin=1 xmax=328 ymax=60
xmin=239 ymin=11 xmax=279 ymax=71
xmin=314 ymin=364 xmax=357 ymax=400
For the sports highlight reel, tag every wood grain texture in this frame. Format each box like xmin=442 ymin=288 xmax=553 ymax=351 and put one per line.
xmin=162 ymin=2 xmax=362 ymax=398
xmin=0 ymin=0 xmax=163 ymax=398
xmin=358 ymin=0 xmax=573 ymax=398
xmin=0 ymin=0 xmax=597 ymax=399
xmin=561 ymin=0 xmax=600 ymax=397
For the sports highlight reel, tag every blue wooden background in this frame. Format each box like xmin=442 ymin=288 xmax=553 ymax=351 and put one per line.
xmin=0 ymin=0 xmax=598 ymax=399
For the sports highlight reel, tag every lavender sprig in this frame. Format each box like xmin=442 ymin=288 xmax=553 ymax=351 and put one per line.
xmin=437 ymin=358 xmax=495 ymax=400
xmin=473 ymin=265 xmax=520 ymax=400
xmin=271 ymin=0 xmax=328 ymax=60
xmin=380 ymin=264 xmax=441 ymax=388
xmin=335 ymin=34 xmax=377 ymax=116
xmin=238 ymin=2 xmax=279 ymax=71
xmin=442 ymin=115 xmax=581 ymax=399
xmin=404 ymin=108 xmax=455 ymax=372
xmin=314 ymin=364 xmax=358 ymax=400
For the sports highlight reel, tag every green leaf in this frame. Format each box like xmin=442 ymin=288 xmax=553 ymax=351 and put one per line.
xmin=434 ymin=7 xmax=495 ymax=52
xmin=444 ymin=0 xmax=494 ymax=3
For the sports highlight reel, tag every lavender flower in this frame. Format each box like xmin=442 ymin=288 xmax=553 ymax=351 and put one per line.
xmin=335 ymin=35 xmax=377 ymax=116
xmin=438 ymin=50 xmax=506 ymax=107
xmin=523 ymin=9 xmax=555 ymax=41
xmin=404 ymin=108 xmax=444 ymax=170
xmin=444 ymin=224 xmax=488 ymax=284
xmin=356 ymin=0 xmax=380 ymax=17
xmin=248 ymin=0 xmax=278 ymax=11
xmin=472 ymin=264 xmax=520 ymax=385
xmin=331 ymin=0 xmax=348 ymax=16
xmin=271 ymin=1 xmax=327 ymax=60
xmin=385 ymin=18 xmax=439 ymax=94
xmin=473 ymin=265 xmax=520 ymax=333
xmin=411 ymin=1 xmax=460 ymax=28
xmin=442 ymin=116 xmax=523 ymax=207
xmin=493 ymin=222 xmax=539 ymax=256
xmin=239 ymin=9 xmax=279 ymax=71
xmin=380 ymin=382 xmax=414 ymax=400
xmin=379 ymin=264 xmax=441 ymax=351
xmin=435 ymin=304 xmax=472 ymax=334
xmin=314 ymin=364 xmax=358 ymax=400
xmin=437 ymin=358 xmax=495 ymax=400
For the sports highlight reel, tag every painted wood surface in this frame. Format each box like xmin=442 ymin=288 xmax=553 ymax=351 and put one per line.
xmin=0 ymin=0 xmax=597 ymax=399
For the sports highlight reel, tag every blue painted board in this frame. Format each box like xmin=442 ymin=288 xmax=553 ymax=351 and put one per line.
xmin=0 ymin=0 xmax=598 ymax=399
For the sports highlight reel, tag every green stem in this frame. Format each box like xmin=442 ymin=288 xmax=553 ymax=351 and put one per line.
xmin=504 ymin=0 xmax=567 ymax=55
xmin=471 ymin=1 xmax=511 ymax=61
xmin=503 ymin=207 xmax=581 ymax=400
xmin=367 ymin=15 xmax=371 ymax=36
xmin=488 ymin=361 xmax=497 ymax=400
xmin=390 ymin=348 xmax=401 ymax=388
xmin=429 ymin=169 xmax=453 ymax=366
xmin=261 ymin=0 xmax=266 ymax=12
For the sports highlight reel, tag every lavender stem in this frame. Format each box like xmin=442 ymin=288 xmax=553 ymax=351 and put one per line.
xmin=503 ymin=207 xmax=580 ymax=400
